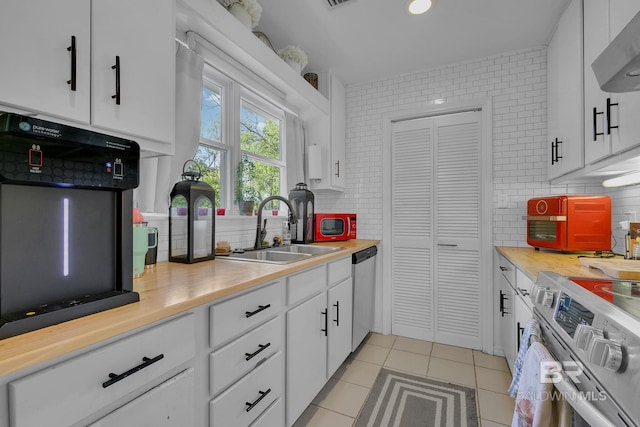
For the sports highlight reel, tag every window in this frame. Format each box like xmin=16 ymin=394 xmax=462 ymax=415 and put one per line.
xmin=196 ymin=80 xmax=227 ymax=209
xmin=239 ymin=99 xmax=284 ymax=210
xmin=195 ymin=64 xmax=286 ymax=213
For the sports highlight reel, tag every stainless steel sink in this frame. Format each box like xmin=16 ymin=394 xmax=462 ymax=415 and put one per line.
xmin=220 ymin=244 xmax=343 ymax=265
xmin=265 ymin=244 xmax=343 ymax=256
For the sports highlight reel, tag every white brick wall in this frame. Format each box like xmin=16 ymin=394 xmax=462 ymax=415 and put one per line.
xmin=316 ymin=46 xmax=605 ymax=247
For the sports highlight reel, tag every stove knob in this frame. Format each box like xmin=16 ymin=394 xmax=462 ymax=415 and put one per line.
xmin=542 ymin=291 xmax=555 ymax=308
xmin=575 ymin=324 xmax=603 ymax=352
xmin=588 ymin=337 xmax=623 ymax=371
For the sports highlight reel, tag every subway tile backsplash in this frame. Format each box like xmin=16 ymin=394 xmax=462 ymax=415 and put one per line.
xmin=313 ymin=45 xmax=633 ymax=252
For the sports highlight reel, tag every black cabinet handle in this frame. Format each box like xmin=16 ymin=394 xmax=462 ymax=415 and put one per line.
xmin=499 ymin=266 xmax=509 ymax=272
xmin=321 ymin=309 xmax=328 ymax=336
xmin=335 ymin=160 xmax=340 ymax=177
xmin=245 ymin=304 xmax=271 ymax=318
xmin=518 ymin=287 xmax=530 ymax=297
xmin=245 ymin=342 xmax=271 ymax=361
xmin=593 ymin=107 xmax=604 ymax=141
xmin=66 ymin=36 xmax=76 ymax=91
xmin=245 ymin=388 xmax=271 ymax=412
xmin=551 ymin=138 xmax=562 ymax=165
xmin=111 ymin=56 xmax=121 ymax=105
xmin=499 ymin=290 xmax=508 ymax=317
xmin=333 ymin=300 xmax=340 ymax=326
xmin=606 ymin=97 xmax=619 ymax=135
xmin=102 ymin=354 xmax=164 ymax=388
xmin=517 ymin=322 xmax=525 ymax=351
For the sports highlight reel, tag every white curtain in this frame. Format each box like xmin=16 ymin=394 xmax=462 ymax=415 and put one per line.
xmin=285 ymin=111 xmax=306 ymax=192
xmin=137 ymin=42 xmax=204 ymax=213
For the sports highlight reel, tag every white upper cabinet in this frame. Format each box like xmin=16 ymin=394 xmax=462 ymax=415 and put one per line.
xmin=91 ymin=0 xmax=175 ymax=147
xmin=0 ymin=0 xmax=175 ymax=153
xmin=308 ymin=71 xmax=346 ymax=192
xmin=0 ymin=0 xmax=91 ymax=123
xmin=547 ymin=0 xmax=584 ymax=180
xmin=583 ymin=0 xmax=640 ymax=164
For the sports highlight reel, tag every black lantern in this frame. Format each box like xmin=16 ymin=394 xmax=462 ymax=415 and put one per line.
xmin=288 ymin=182 xmax=315 ymax=243
xmin=169 ymin=161 xmax=215 ymax=263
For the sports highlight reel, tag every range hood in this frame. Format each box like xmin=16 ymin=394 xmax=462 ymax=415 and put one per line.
xmin=592 ymin=11 xmax=640 ymax=93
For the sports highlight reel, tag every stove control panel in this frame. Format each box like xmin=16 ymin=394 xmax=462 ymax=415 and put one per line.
xmin=575 ymin=324 xmax=623 ymax=371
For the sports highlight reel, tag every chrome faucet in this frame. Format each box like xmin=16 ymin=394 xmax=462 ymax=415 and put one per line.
xmin=254 ymin=196 xmax=298 ymax=250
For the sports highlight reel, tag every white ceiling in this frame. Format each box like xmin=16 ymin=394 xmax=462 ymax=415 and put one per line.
xmin=254 ymin=0 xmax=571 ymax=85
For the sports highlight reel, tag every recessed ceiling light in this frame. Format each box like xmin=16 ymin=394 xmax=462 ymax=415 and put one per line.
xmin=626 ymin=69 xmax=640 ymax=77
xmin=408 ymin=0 xmax=433 ymax=15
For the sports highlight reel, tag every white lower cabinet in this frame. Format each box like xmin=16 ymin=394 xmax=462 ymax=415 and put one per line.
xmin=8 ymin=314 xmax=195 ymax=427
xmin=286 ymin=292 xmax=328 ymax=425
xmin=207 ymin=279 xmax=285 ymax=427
xmin=327 ymin=278 xmax=353 ymax=377
xmin=89 ymin=368 xmax=195 ymax=427
xmin=286 ymin=257 xmax=353 ymax=426
xmin=210 ymin=352 xmax=283 ymax=427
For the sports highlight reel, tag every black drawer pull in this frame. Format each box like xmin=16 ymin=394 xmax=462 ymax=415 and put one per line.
xmin=593 ymin=107 xmax=604 ymax=140
xmin=499 ymin=290 xmax=508 ymax=317
xmin=333 ymin=300 xmax=340 ymax=326
xmin=245 ymin=388 xmax=271 ymax=412
xmin=245 ymin=342 xmax=271 ymax=361
xmin=111 ymin=55 xmax=121 ymax=105
xmin=606 ymin=97 xmax=619 ymax=135
xmin=321 ymin=309 xmax=328 ymax=336
xmin=66 ymin=35 xmax=76 ymax=91
xmin=102 ymin=354 xmax=164 ymax=388
xmin=245 ymin=304 xmax=271 ymax=318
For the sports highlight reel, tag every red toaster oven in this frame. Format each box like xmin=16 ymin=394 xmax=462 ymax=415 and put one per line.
xmin=525 ymin=195 xmax=611 ymax=252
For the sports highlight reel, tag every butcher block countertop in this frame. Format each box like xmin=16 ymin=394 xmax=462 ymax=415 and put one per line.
xmin=0 ymin=239 xmax=379 ymax=377
xmin=496 ymin=246 xmax=616 ymax=281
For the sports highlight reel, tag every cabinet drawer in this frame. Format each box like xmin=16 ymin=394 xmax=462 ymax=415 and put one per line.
xmin=210 ymin=352 xmax=283 ymax=427
xmin=9 ymin=314 xmax=195 ymax=427
xmin=88 ymin=368 xmax=195 ymax=427
xmin=250 ymin=398 xmax=283 ymax=427
xmin=497 ymin=254 xmax=516 ymax=285
xmin=516 ymin=269 xmax=534 ymax=297
xmin=210 ymin=316 xmax=283 ymax=396
xmin=328 ymin=256 xmax=351 ymax=285
xmin=210 ymin=280 xmax=283 ymax=348
xmin=287 ymin=265 xmax=326 ymax=305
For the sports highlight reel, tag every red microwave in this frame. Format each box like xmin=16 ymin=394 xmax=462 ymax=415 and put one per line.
xmin=525 ymin=195 xmax=611 ymax=252
xmin=314 ymin=213 xmax=357 ymax=241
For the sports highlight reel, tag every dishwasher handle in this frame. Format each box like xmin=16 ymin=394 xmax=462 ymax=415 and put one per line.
xmin=352 ymin=246 xmax=378 ymax=264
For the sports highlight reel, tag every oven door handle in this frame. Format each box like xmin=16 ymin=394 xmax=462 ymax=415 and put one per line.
xmin=522 ymin=215 xmax=567 ymax=221
xmin=553 ymin=370 xmax=618 ymax=427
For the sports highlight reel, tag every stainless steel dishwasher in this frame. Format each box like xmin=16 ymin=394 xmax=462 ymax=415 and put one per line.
xmin=351 ymin=245 xmax=377 ymax=351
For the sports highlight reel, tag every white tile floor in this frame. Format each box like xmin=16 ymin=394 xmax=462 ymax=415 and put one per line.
xmin=293 ymin=333 xmax=515 ymax=427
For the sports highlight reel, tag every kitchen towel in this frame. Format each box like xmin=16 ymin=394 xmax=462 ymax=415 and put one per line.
xmin=511 ymin=342 xmax=559 ymax=427
xmin=509 ymin=318 xmax=541 ymax=397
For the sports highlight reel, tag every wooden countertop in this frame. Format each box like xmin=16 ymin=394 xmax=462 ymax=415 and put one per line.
xmin=0 ymin=240 xmax=380 ymax=377
xmin=496 ymin=246 xmax=613 ymax=281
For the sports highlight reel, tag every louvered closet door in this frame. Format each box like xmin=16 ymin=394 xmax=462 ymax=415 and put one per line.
xmin=390 ymin=111 xmax=482 ymax=348
xmin=434 ymin=111 xmax=481 ymax=349
xmin=390 ymin=117 xmax=434 ymax=340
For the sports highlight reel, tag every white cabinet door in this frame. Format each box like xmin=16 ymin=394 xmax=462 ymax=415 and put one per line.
xmin=91 ymin=0 xmax=175 ymax=145
xmin=584 ymin=0 xmax=640 ymax=163
xmin=286 ymin=292 xmax=327 ymax=426
xmin=330 ymin=73 xmax=346 ymax=189
xmin=0 ymin=0 xmax=90 ymax=123
xmin=609 ymin=1 xmax=640 ymax=155
xmin=547 ymin=0 xmax=584 ymax=179
xmin=514 ymin=294 xmax=533 ymax=356
xmin=327 ymin=278 xmax=353 ymax=377
xmin=88 ymin=368 xmax=194 ymax=427
xmin=498 ymin=274 xmax=515 ymax=373
xmin=583 ymin=0 xmax=612 ymax=164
